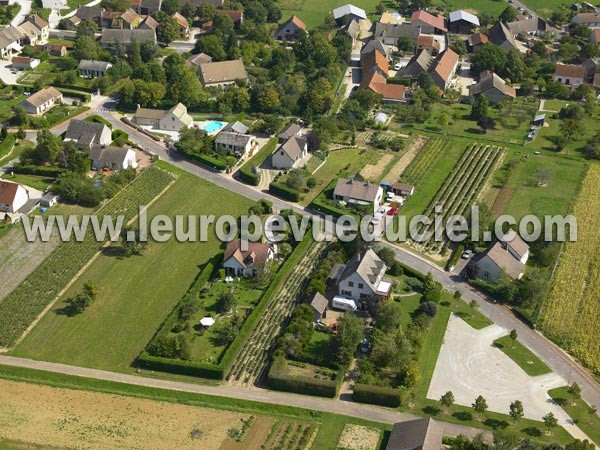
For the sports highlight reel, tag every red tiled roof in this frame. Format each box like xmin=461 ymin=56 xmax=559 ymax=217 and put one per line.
xmin=289 ymin=15 xmax=306 ymax=30
xmin=361 ymin=49 xmax=388 ymax=77
xmin=554 ymin=63 xmax=585 ymax=79
xmin=411 ymin=10 xmax=447 ymax=32
xmin=593 ymin=73 xmax=600 ymax=88
xmin=0 ymin=180 xmax=20 ymax=206
xmin=432 ymin=48 xmax=458 ymax=82
xmin=360 ymin=70 xmax=405 ymax=100
xmin=217 ymin=10 xmax=243 ymax=23
xmin=172 ymin=12 xmax=189 ymax=28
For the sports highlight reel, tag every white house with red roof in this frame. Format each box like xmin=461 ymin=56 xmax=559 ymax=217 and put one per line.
xmin=0 ymin=180 xmax=30 ymax=214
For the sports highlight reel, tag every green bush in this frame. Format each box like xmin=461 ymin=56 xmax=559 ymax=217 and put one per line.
xmin=11 ymin=164 xmax=63 ymax=177
xmin=266 ymin=357 xmax=337 ymax=398
xmin=352 ymin=383 xmax=402 ymax=407
xmin=137 ymin=353 xmax=224 ymax=379
xmin=86 ymin=115 xmax=112 ymax=128
xmin=0 ymin=134 xmax=15 ymax=159
xmin=309 ymin=198 xmax=348 ymax=218
xmin=239 ymin=166 xmax=260 ymax=185
xmin=445 ymin=244 xmax=465 ymax=271
xmin=187 ymin=152 xmax=228 ymax=172
xmin=269 ymin=181 xmax=300 ymax=202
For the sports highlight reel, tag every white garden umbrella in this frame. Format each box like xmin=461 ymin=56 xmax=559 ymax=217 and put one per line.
xmin=200 ymin=317 xmax=215 ymax=327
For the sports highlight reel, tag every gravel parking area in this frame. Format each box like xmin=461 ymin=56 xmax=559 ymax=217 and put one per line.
xmin=428 ymin=314 xmax=569 ymax=422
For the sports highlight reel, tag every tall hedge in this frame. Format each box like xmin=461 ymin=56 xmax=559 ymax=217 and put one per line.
xmin=239 ymin=166 xmax=260 ymax=185
xmin=187 ymin=152 xmax=228 ymax=172
xmin=269 ymin=181 xmax=300 ymax=202
xmin=11 ymin=164 xmax=63 ymax=177
xmin=266 ymin=357 xmax=337 ymax=398
xmin=352 ymin=383 xmax=402 ymax=407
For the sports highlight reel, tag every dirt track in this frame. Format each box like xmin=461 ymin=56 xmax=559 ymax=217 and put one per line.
xmin=384 ymin=135 xmax=429 ymax=182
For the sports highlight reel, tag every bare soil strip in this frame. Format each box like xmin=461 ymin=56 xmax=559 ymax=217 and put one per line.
xmin=384 ymin=135 xmax=429 ymax=182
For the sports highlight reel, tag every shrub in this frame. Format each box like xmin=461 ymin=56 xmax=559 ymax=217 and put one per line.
xmin=266 ymin=357 xmax=337 ymax=398
xmin=445 ymin=244 xmax=465 ymax=271
xmin=353 ymin=383 xmax=402 ymax=407
xmin=269 ymin=181 xmax=300 ymax=202
xmin=238 ymin=166 xmax=260 ymax=185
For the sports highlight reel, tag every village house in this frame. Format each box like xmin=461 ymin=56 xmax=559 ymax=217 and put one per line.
xmin=274 ymin=15 xmax=307 ymax=41
xmin=222 ymin=121 xmax=249 ymax=134
xmin=332 ymin=178 xmax=383 ymax=215
xmin=215 ymin=131 xmax=257 ymax=157
xmin=374 ymin=21 xmax=419 ymax=46
xmin=100 ymin=29 xmax=156 ymax=52
xmin=488 ymin=22 xmax=518 ymax=51
xmin=186 ymin=52 xmax=213 ymax=68
xmin=448 ymin=10 xmax=479 ymax=34
xmin=11 ymin=56 xmax=39 ymax=70
xmin=334 ymin=248 xmax=392 ymax=304
xmin=271 ymin=135 xmax=308 ymax=169
xmin=132 ymin=102 xmax=193 ymax=131
xmin=467 ymin=32 xmax=488 ymax=53
xmin=416 ymin=34 xmax=441 ymax=55
xmin=18 ymin=15 xmax=49 ymax=46
xmin=572 ymin=12 xmax=600 ymax=28
xmin=197 ymin=59 xmax=248 ymax=88
xmin=130 ymin=0 xmax=162 ymax=15
xmin=361 ymin=39 xmax=389 ymax=60
xmin=360 ymin=70 xmax=405 ymax=102
xmin=411 ymin=9 xmax=447 ymax=34
xmin=0 ymin=180 xmax=30 ymax=214
xmin=64 ymin=119 xmax=112 ymax=149
xmin=277 ymin=122 xmax=302 ymax=142
xmin=553 ymin=63 xmax=586 ymax=87
xmin=397 ymin=49 xmax=434 ymax=79
xmin=78 ymin=60 xmax=113 ymax=78
xmin=19 ymin=87 xmax=63 ymax=115
xmin=89 ymin=145 xmax=138 ymax=171
xmin=33 ymin=43 xmax=70 ymax=56
xmin=391 ymin=182 xmax=414 ymax=196
xmin=428 ymin=48 xmax=459 ymax=92
xmin=172 ymin=12 xmax=189 ymax=38
xmin=0 ymin=26 xmax=24 ymax=60
xmin=386 ymin=418 xmax=443 ymax=450
xmin=474 ymin=230 xmax=529 ymax=282
xmin=468 ymin=70 xmax=516 ymax=104
xmin=222 ymin=239 xmax=274 ymax=278
xmin=139 ymin=15 xmax=159 ymax=31
xmin=70 ymin=6 xmax=104 ymax=27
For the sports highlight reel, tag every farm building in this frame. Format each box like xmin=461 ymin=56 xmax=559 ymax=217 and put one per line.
xmin=410 ymin=10 xmax=447 ymax=34
xmin=332 ymin=4 xmax=367 ymax=23
xmin=222 ymin=239 xmax=274 ymax=278
xmin=274 ymin=15 xmax=306 ymax=41
xmin=467 ymin=32 xmax=488 ymax=53
xmin=448 ymin=10 xmax=479 ymax=34
xmin=89 ymin=145 xmax=138 ymax=171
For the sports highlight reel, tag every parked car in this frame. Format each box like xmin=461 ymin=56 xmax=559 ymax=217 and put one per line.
xmin=360 ymin=338 xmax=369 ymax=354
xmin=461 ymin=249 xmax=473 ymax=259
xmin=517 ymin=6 xmax=525 ymax=11
xmin=394 ymin=62 xmax=402 ymax=70
xmin=387 ymin=206 xmax=398 ymax=216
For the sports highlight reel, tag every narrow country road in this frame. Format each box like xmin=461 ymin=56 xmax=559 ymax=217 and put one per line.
xmin=0 ymin=354 xmax=490 ymax=440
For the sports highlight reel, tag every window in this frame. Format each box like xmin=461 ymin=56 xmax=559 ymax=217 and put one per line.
xmin=348 ymin=281 xmax=354 ymax=287
xmin=341 ymin=290 xmax=352 ymax=296
xmin=358 ymin=283 xmax=364 ymax=289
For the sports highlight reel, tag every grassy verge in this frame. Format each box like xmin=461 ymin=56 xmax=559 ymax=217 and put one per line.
xmin=493 ymin=336 xmax=551 ymax=377
xmin=0 ymin=173 xmax=55 ymax=191
xmin=240 ymin=137 xmax=278 ymax=171
xmin=0 ymin=363 xmax=392 ymax=448
xmin=548 ymin=387 xmax=600 ymax=447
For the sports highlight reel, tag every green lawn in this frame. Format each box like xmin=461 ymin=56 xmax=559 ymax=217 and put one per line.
xmin=430 ymin=0 xmax=509 ymax=17
xmin=493 ymin=335 xmax=552 ymax=377
xmin=0 ymin=173 xmax=55 ymax=191
xmin=281 ymin=0 xmax=381 ymax=28
xmin=0 ymin=91 xmax=25 ymax=123
xmin=497 ymin=149 xmax=586 ymax=221
xmin=11 ymin=167 xmax=253 ymax=373
xmin=548 ymin=387 xmax=600 ymax=447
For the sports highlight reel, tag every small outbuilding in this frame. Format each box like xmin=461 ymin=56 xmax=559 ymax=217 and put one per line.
xmin=532 ymin=113 xmax=545 ymax=127
xmin=309 ymin=292 xmax=329 ymax=322
xmin=373 ymin=112 xmax=388 ymax=125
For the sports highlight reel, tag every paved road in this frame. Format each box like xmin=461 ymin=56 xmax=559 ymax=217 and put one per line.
xmin=11 ymin=0 xmax=32 ymax=27
xmin=0 ymin=354 xmax=490 ymax=440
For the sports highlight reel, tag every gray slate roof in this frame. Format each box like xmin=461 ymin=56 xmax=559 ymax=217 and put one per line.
xmin=361 ymin=39 xmax=389 ymax=59
xmin=339 ymin=248 xmax=386 ymax=292
xmin=78 ymin=59 xmax=111 ymax=72
xmin=75 ymin=6 xmax=103 ymax=21
xmin=65 ymin=119 xmax=109 ymax=147
xmin=222 ymin=121 xmax=249 ymax=134
xmin=310 ymin=292 xmax=329 ymax=315
xmin=374 ymin=22 xmax=419 ymax=41
xmin=277 ymin=122 xmax=302 ymax=140
xmin=386 ymin=418 xmax=443 ymax=450
xmin=333 ymin=178 xmax=380 ymax=203
xmin=101 ymin=28 xmax=156 ymax=45
xmin=278 ymin=136 xmax=306 ymax=160
xmin=215 ymin=131 xmax=253 ymax=147
xmin=0 ymin=26 xmax=24 ymax=49
xmin=89 ymin=145 xmax=131 ymax=166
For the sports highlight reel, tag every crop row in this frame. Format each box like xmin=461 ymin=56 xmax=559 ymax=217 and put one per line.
xmin=540 ymin=165 xmax=600 ymax=374
xmin=227 ymin=241 xmax=326 ymax=385
xmin=0 ymin=166 xmax=176 ymax=348
xmin=401 ymin=138 xmax=447 ymax=185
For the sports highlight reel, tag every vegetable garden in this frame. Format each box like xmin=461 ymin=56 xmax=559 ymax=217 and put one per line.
xmin=399 ymin=138 xmax=449 ymax=186
xmin=540 ymin=165 xmax=600 ymax=375
xmin=227 ymin=240 xmax=326 ymax=385
xmin=0 ymin=166 xmax=175 ymax=348
xmin=413 ymin=143 xmax=506 ymax=255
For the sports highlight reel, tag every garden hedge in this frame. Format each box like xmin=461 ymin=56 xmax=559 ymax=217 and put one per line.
xmin=352 ymin=383 xmax=402 ymax=407
xmin=137 ymin=353 xmax=224 ymax=379
xmin=445 ymin=244 xmax=465 ymax=271
xmin=11 ymin=164 xmax=63 ymax=177
xmin=187 ymin=152 xmax=228 ymax=172
xmin=266 ymin=357 xmax=337 ymax=398
xmin=238 ymin=166 xmax=260 ymax=185
xmin=269 ymin=181 xmax=300 ymax=202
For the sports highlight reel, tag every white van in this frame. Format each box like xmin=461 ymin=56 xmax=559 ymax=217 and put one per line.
xmin=332 ymin=296 xmax=357 ymax=312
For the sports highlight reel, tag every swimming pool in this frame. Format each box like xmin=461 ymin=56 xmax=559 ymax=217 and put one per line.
xmin=203 ymin=121 xmax=226 ymax=133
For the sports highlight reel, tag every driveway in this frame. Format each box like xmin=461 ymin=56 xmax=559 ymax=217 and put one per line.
xmin=0 ymin=61 xmax=22 ymax=85
xmin=11 ymin=0 xmax=32 ymax=27
xmin=427 ymin=315 xmax=591 ymax=442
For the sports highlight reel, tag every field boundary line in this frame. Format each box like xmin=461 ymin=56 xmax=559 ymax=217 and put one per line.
xmin=3 ymin=175 xmax=177 ymax=352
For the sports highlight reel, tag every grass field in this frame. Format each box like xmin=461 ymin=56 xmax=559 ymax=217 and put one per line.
xmin=493 ymin=335 xmax=552 ymax=377
xmin=0 ymin=173 xmax=55 ymax=191
xmin=539 ymin=164 xmax=600 ymax=375
xmin=548 ymin=387 xmax=600 ymax=447
xmin=281 ymin=0 xmax=380 ymax=28
xmin=430 ymin=0 xmax=510 ymax=17
xmin=12 ymin=166 xmax=253 ymax=372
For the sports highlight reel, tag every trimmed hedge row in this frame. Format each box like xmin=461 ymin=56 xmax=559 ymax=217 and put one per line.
xmin=352 ymin=383 xmax=402 ymax=407
xmin=11 ymin=164 xmax=63 ymax=177
xmin=269 ymin=181 xmax=300 ymax=202
xmin=238 ymin=166 xmax=260 ymax=185
xmin=445 ymin=244 xmax=465 ymax=271
xmin=187 ymin=152 xmax=228 ymax=172
xmin=86 ymin=115 xmax=112 ymax=128
xmin=310 ymin=198 xmax=348 ymax=218
xmin=57 ymin=88 xmax=91 ymax=102
xmin=266 ymin=358 xmax=337 ymax=398
xmin=394 ymin=260 xmax=426 ymax=281
xmin=53 ymin=83 xmax=95 ymax=93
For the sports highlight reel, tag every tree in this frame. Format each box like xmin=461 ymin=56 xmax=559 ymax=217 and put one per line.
xmin=569 ymin=382 xmax=582 ymax=399
xmin=419 ymin=301 xmax=437 ymax=317
xmin=217 ymin=291 xmax=236 ymax=313
xmin=0 ymin=125 xmax=6 ymax=140
xmin=440 ymin=391 xmax=455 ymax=412
xmin=31 ymin=129 xmax=61 ymax=165
xmin=477 ymin=115 xmax=495 ymax=134
xmin=499 ymin=6 xmax=518 ymax=23
xmin=509 ymin=329 xmax=518 ymax=341
xmin=306 ymin=177 xmax=317 ymax=189
xmin=331 ymin=313 xmax=363 ymax=366
xmin=194 ymin=34 xmax=227 ymax=60
xmin=374 ymin=300 xmax=402 ymax=333
xmin=472 ymin=395 xmax=488 ymax=420
xmin=543 ymin=412 xmax=558 ymax=433
xmin=15 ymin=128 xmax=26 ymax=140
xmin=161 ymin=0 xmax=179 ymax=14
xmin=397 ymin=35 xmax=414 ymax=53
xmin=509 ymin=400 xmax=524 ymax=423
xmin=67 ymin=281 xmax=97 ymax=314
xmin=120 ymin=226 xmax=147 ymax=256
xmin=559 ymin=118 xmax=583 ymax=146
xmin=11 ymin=105 xmax=27 ymax=126
xmin=198 ymin=2 xmax=216 ymax=22
xmin=471 ymin=43 xmax=507 ymax=75
xmin=471 ymin=94 xmax=489 ymax=120
xmin=155 ymin=11 xmax=180 ymax=44
xmin=100 ymin=0 xmax=130 ymax=10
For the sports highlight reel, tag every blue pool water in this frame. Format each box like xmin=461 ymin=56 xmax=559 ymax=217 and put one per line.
xmin=203 ymin=121 xmax=226 ymax=133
